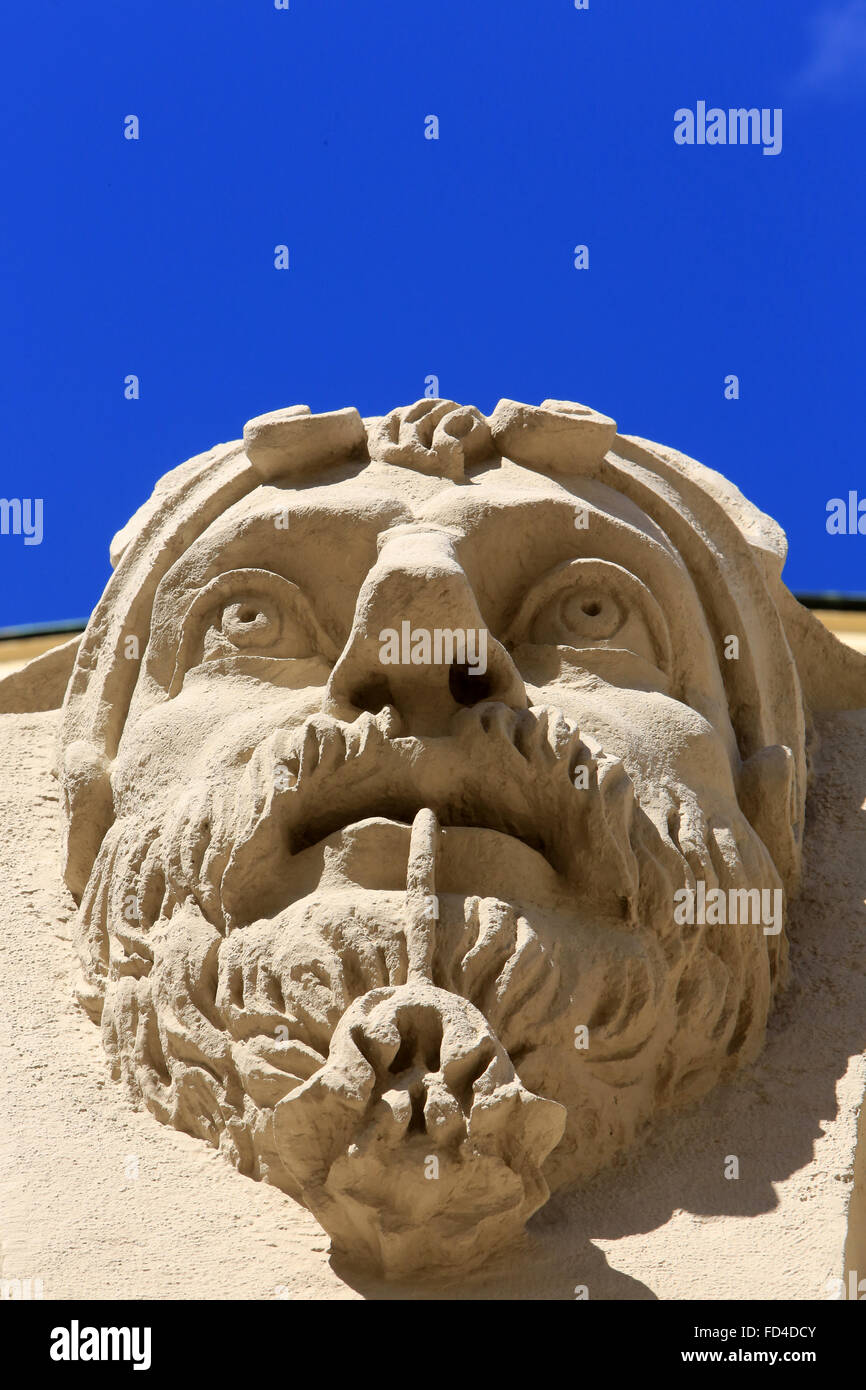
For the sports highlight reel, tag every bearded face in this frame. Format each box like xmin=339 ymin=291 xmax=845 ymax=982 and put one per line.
xmin=64 ymin=402 xmax=798 ymax=1278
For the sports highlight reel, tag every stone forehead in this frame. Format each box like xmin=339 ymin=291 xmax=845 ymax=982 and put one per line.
xmin=181 ymin=456 xmax=679 ymax=561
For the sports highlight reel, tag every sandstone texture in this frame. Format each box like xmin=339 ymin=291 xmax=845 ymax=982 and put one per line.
xmin=2 ymin=397 xmax=864 ymax=1292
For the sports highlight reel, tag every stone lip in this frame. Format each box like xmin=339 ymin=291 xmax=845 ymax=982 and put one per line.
xmin=220 ymin=703 xmax=638 ymax=930
xmin=270 ymin=815 xmax=576 ymax=911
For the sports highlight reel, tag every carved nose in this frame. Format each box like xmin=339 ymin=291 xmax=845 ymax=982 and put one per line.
xmin=324 ymin=525 xmax=526 ymax=735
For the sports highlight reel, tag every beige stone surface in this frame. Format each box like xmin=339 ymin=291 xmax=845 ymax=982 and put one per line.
xmin=0 ymin=633 xmax=80 ymax=680
xmin=816 ymin=610 xmax=866 ymax=655
xmin=1 ymin=398 xmax=864 ymax=1293
xmin=0 ymin=703 xmax=863 ymax=1299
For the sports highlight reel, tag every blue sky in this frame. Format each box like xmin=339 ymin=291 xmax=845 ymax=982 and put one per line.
xmin=1 ymin=0 xmax=864 ymax=627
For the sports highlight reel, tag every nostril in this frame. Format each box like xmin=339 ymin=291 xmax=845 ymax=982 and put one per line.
xmin=349 ymin=678 xmax=393 ymax=715
xmin=449 ymin=661 xmax=493 ymax=707
xmin=407 ymin=1087 xmax=427 ymax=1135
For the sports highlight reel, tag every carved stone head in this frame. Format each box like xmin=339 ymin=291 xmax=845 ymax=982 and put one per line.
xmin=55 ymin=398 xmax=865 ymax=1277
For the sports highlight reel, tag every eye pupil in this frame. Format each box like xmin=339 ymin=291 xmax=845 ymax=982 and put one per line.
xmin=534 ymin=586 xmax=623 ymax=646
xmin=220 ymin=599 xmax=277 ymax=645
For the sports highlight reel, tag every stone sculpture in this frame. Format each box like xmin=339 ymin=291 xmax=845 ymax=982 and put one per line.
xmin=52 ymin=397 xmax=866 ymax=1277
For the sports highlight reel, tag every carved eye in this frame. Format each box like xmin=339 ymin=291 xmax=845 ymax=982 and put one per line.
xmin=207 ymin=580 xmax=323 ymax=660
xmin=535 ymin=584 xmax=624 ymax=646
xmin=506 ymin=558 xmax=671 ymax=677
xmin=220 ymin=596 xmax=284 ymax=650
xmin=170 ymin=569 xmax=337 ymax=692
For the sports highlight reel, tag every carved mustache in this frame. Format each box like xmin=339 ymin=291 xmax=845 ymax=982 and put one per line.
xmin=218 ymin=702 xmax=643 ymax=929
xmin=78 ymin=699 xmax=640 ymax=972
xmin=84 ymin=695 xmax=780 ymax=978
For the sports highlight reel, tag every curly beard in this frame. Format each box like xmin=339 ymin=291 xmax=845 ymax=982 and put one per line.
xmin=72 ymin=701 xmax=786 ymax=1273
